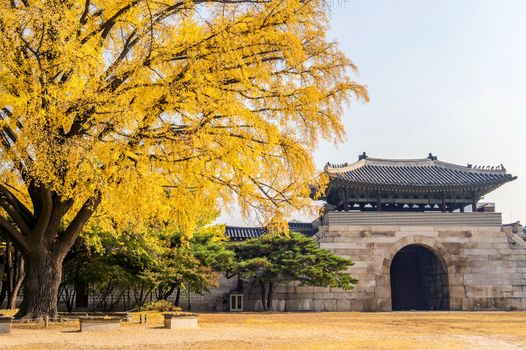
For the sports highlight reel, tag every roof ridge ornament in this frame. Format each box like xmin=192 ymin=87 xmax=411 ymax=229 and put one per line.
xmin=325 ymin=162 xmax=349 ymax=170
xmin=427 ymin=153 xmax=438 ymax=161
xmin=472 ymin=164 xmax=506 ymax=171
xmin=358 ymin=152 xmax=368 ymax=160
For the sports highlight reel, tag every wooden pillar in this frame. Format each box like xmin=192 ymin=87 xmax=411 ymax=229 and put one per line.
xmin=460 ymin=206 xmax=464 ymax=213
xmin=376 ymin=191 xmax=382 ymax=211
xmin=472 ymin=196 xmax=477 ymax=212
xmin=440 ymin=192 xmax=446 ymax=213
xmin=343 ymin=189 xmax=349 ymax=211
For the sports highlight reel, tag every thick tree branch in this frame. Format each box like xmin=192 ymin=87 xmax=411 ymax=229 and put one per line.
xmin=55 ymin=192 xmax=101 ymax=259
xmin=79 ymin=0 xmax=91 ymax=25
xmin=80 ymin=0 xmax=141 ymax=44
xmin=42 ymin=194 xmax=74 ymax=247
xmin=0 ymin=184 xmax=34 ymax=234
xmin=29 ymin=184 xmax=53 ymax=238
xmin=0 ymin=216 xmax=29 ymax=253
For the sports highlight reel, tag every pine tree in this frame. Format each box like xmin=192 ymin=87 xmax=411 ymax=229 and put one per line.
xmin=229 ymin=232 xmax=357 ymax=311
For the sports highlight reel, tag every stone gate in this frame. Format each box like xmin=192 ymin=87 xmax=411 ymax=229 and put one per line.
xmin=316 ymin=211 xmax=526 ymax=311
xmin=197 ymin=154 xmax=526 ymax=312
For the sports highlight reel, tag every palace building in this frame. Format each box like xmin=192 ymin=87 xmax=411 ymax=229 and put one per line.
xmin=196 ymin=153 xmax=526 ymax=312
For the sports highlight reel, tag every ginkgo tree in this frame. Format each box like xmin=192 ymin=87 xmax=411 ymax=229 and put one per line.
xmin=0 ymin=0 xmax=367 ymax=318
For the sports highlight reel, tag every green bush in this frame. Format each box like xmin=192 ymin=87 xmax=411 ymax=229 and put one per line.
xmin=139 ymin=300 xmax=182 ymax=312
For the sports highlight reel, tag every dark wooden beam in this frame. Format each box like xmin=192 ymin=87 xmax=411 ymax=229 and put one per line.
xmin=343 ymin=189 xmax=349 ymax=211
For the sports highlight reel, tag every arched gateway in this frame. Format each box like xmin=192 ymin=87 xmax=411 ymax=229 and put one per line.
xmin=390 ymin=245 xmax=449 ymax=311
xmin=209 ymin=153 xmax=525 ymax=312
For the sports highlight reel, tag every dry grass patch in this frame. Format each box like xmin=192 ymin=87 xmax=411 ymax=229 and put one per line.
xmin=1 ymin=311 xmax=526 ymax=349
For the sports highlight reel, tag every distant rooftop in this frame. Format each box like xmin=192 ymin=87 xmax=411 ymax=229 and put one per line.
xmin=225 ymin=222 xmax=318 ymax=241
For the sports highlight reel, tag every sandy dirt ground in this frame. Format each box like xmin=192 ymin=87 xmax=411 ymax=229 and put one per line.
xmin=1 ymin=311 xmax=526 ymax=349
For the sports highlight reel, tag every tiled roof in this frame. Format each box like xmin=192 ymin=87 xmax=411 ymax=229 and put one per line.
xmin=225 ymin=222 xmax=318 ymax=241
xmin=288 ymin=222 xmax=318 ymax=236
xmin=225 ymin=226 xmax=265 ymax=241
xmin=325 ymin=154 xmax=516 ymax=192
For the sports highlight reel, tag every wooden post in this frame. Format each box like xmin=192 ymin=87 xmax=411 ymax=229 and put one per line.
xmin=441 ymin=192 xmax=446 ymax=212
xmin=44 ymin=315 xmax=49 ymax=328
xmin=472 ymin=197 xmax=477 ymax=212
xmin=343 ymin=189 xmax=349 ymax=211
xmin=376 ymin=192 xmax=382 ymax=211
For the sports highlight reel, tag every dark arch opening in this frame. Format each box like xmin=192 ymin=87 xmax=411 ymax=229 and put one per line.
xmin=390 ymin=245 xmax=450 ymax=311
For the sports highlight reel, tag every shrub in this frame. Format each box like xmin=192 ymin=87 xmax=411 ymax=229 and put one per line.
xmin=139 ymin=300 xmax=182 ymax=312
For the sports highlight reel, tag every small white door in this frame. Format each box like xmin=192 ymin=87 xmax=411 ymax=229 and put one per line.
xmin=230 ymin=294 xmax=243 ymax=312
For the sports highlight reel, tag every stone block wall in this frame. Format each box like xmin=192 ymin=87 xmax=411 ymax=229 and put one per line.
xmin=187 ymin=275 xmax=238 ymax=311
xmin=197 ymin=213 xmax=526 ymax=312
xmin=311 ymin=213 xmax=526 ymax=311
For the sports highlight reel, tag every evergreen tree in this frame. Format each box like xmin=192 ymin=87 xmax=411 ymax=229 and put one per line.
xmin=229 ymin=232 xmax=357 ymax=311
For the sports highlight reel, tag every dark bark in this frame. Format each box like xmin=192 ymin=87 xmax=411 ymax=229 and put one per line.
xmin=74 ymin=283 xmax=88 ymax=309
xmin=0 ymin=267 xmax=6 ymax=307
xmin=5 ymin=239 xmax=13 ymax=306
xmin=158 ymin=284 xmax=176 ymax=301
xmin=5 ymin=240 xmax=14 ymax=307
xmin=0 ymin=186 xmax=102 ymax=319
xmin=59 ymin=284 xmax=76 ymax=312
xmin=0 ymin=238 xmax=25 ymax=309
xmin=166 ymin=285 xmax=176 ymax=301
xmin=16 ymin=250 xmax=64 ymax=319
xmin=7 ymin=254 xmax=24 ymax=309
xmin=0 ymin=239 xmax=7 ymax=307
xmin=266 ymin=282 xmax=273 ymax=311
xmin=258 ymin=280 xmax=275 ymax=312
xmin=259 ymin=280 xmax=267 ymax=311
xmin=174 ymin=287 xmax=181 ymax=307
xmin=133 ymin=282 xmax=152 ymax=307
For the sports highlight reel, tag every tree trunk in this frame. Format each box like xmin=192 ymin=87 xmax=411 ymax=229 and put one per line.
xmin=174 ymin=287 xmax=181 ymax=307
xmin=161 ymin=284 xmax=176 ymax=301
xmin=0 ymin=270 xmax=6 ymax=308
xmin=7 ymin=255 xmax=24 ymax=309
xmin=15 ymin=251 xmax=64 ymax=319
xmin=0 ymin=184 xmax=101 ymax=319
xmin=0 ymin=243 xmax=8 ymax=307
xmin=266 ymin=282 xmax=273 ymax=311
xmin=259 ymin=280 xmax=268 ymax=311
xmin=5 ymin=239 xmax=13 ymax=306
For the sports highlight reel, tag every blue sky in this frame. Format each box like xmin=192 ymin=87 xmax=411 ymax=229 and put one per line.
xmin=221 ymin=0 xmax=526 ymax=225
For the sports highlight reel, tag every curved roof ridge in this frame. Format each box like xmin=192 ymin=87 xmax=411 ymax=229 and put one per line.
xmin=364 ymin=157 xmax=434 ymax=166
xmin=433 ymin=160 xmax=509 ymax=174
xmin=225 ymin=225 xmax=264 ymax=229
xmin=326 ymin=156 xmax=511 ymax=175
